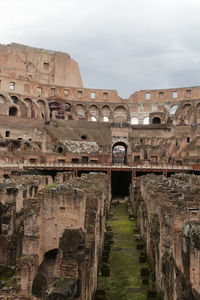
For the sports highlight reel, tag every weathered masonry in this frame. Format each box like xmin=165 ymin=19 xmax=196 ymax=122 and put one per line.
xmin=0 ymin=43 xmax=200 ymax=300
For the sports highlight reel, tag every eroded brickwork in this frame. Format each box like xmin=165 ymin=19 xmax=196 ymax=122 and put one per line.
xmin=0 ymin=172 xmax=110 ymax=299
xmin=130 ymin=174 xmax=200 ymax=300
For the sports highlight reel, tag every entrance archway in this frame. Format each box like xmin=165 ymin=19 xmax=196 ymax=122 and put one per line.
xmin=9 ymin=107 xmax=18 ymax=116
xmin=152 ymin=117 xmax=161 ymax=124
xmin=32 ymin=249 xmax=58 ymax=297
xmin=112 ymin=142 xmax=127 ymax=165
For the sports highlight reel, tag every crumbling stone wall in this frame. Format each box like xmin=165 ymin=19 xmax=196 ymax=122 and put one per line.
xmin=130 ymin=174 xmax=200 ymax=300
xmin=0 ymin=172 xmax=110 ymax=300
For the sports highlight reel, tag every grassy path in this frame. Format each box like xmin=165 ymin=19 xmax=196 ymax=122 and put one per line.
xmin=98 ymin=202 xmax=149 ymax=300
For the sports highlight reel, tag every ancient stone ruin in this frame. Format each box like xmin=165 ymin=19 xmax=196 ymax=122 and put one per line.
xmin=0 ymin=43 xmax=200 ymax=299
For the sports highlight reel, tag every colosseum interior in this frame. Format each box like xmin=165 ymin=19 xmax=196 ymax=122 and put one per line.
xmin=0 ymin=43 xmax=200 ymax=300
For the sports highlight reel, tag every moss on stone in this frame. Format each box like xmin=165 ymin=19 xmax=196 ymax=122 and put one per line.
xmin=44 ymin=183 xmax=58 ymax=189
xmin=98 ymin=203 xmax=151 ymax=300
xmin=0 ymin=265 xmax=15 ymax=286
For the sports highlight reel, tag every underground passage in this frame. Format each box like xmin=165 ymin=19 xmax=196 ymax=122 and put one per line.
xmin=111 ymin=171 xmax=131 ymax=197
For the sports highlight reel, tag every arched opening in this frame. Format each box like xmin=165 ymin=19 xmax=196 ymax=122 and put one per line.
xmin=183 ymin=103 xmax=191 ymax=110
xmin=32 ymin=249 xmax=58 ymax=298
xmin=102 ymin=105 xmax=111 ymax=119
xmin=89 ymin=105 xmax=99 ymax=120
xmin=113 ymin=105 xmax=127 ymax=123
xmin=103 ymin=116 xmax=109 ymax=122
xmin=68 ymin=115 xmax=73 ymax=120
xmin=24 ymin=98 xmax=35 ymax=118
xmin=57 ymin=146 xmax=64 ymax=153
xmin=170 ymin=105 xmax=178 ymax=115
xmin=76 ymin=104 xmax=86 ymax=119
xmin=152 ymin=117 xmax=161 ymax=124
xmin=3 ymin=174 xmax=9 ymax=179
xmin=65 ymin=102 xmax=71 ymax=112
xmin=9 ymin=107 xmax=17 ymax=116
xmin=11 ymin=95 xmax=19 ymax=104
xmin=37 ymin=100 xmax=46 ymax=119
xmin=81 ymin=135 xmax=88 ymax=140
xmin=131 ymin=117 xmax=139 ymax=125
xmin=143 ymin=117 xmax=149 ymax=124
xmin=112 ymin=142 xmax=127 ymax=165
xmin=91 ymin=116 xmax=97 ymax=122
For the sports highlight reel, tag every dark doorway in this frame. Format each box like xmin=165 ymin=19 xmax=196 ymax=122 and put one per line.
xmin=112 ymin=142 xmax=127 ymax=165
xmin=9 ymin=107 xmax=17 ymax=116
xmin=32 ymin=249 xmax=58 ymax=297
xmin=111 ymin=171 xmax=131 ymax=197
xmin=82 ymin=156 xmax=88 ymax=164
xmin=152 ymin=117 xmax=161 ymax=124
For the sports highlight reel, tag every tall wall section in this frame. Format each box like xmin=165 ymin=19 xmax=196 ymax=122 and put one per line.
xmin=0 ymin=172 xmax=111 ymax=300
xmin=130 ymin=174 xmax=200 ymax=300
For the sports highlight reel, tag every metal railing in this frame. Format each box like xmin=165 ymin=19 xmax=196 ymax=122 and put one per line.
xmin=0 ymin=161 xmax=194 ymax=171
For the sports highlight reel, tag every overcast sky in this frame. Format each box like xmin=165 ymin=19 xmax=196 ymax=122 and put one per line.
xmin=1 ymin=0 xmax=200 ymax=98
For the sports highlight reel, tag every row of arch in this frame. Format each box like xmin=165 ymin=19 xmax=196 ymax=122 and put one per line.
xmin=0 ymin=94 xmax=47 ymax=119
xmin=1 ymin=93 xmax=198 ymax=123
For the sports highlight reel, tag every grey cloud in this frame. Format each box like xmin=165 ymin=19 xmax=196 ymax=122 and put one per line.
xmin=1 ymin=0 xmax=200 ymax=97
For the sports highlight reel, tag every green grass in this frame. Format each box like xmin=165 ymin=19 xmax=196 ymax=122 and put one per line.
xmin=0 ymin=265 xmax=15 ymax=286
xmin=98 ymin=203 xmax=150 ymax=300
xmin=44 ymin=184 xmax=58 ymax=189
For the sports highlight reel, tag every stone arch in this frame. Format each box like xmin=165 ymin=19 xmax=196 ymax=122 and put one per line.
xmin=37 ymin=100 xmax=46 ymax=119
xmin=32 ymin=249 xmax=58 ymax=298
xmin=57 ymin=146 xmax=64 ymax=153
xmin=49 ymin=101 xmax=61 ymax=110
xmin=24 ymin=98 xmax=36 ymax=118
xmin=183 ymin=103 xmax=192 ymax=111
xmin=89 ymin=105 xmax=99 ymax=120
xmin=152 ymin=117 xmax=161 ymax=124
xmin=10 ymin=95 xmax=20 ymax=104
xmin=131 ymin=117 xmax=139 ymax=124
xmin=170 ymin=105 xmax=178 ymax=115
xmin=91 ymin=116 xmax=97 ymax=122
xmin=112 ymin=141 xmax=128 ymax=165
xmin=103 ymin=116 xmax=109 ymax=122
xmin=49 ymin=101 xmax=64 ymax=119
xmin=76 ymin=104 xmax=86 ymax=120
xmin=64 ymin=102 xmax=71 ymax=112
xmin=102 ymin=105 xmax=111 ymax=115
xmin=143 ymin=116 xmax=149 ymax=124
xmin=9 ymin=106 xmax=18 ymax=116
xmin=11 ymin=95 xmax=28 ymax=117
xmin=113 ymin=105 xmax=127 ymax=122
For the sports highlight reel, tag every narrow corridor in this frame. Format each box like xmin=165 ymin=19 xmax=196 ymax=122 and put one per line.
xmin=98 ymin=202 xmax=151 ymax=300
